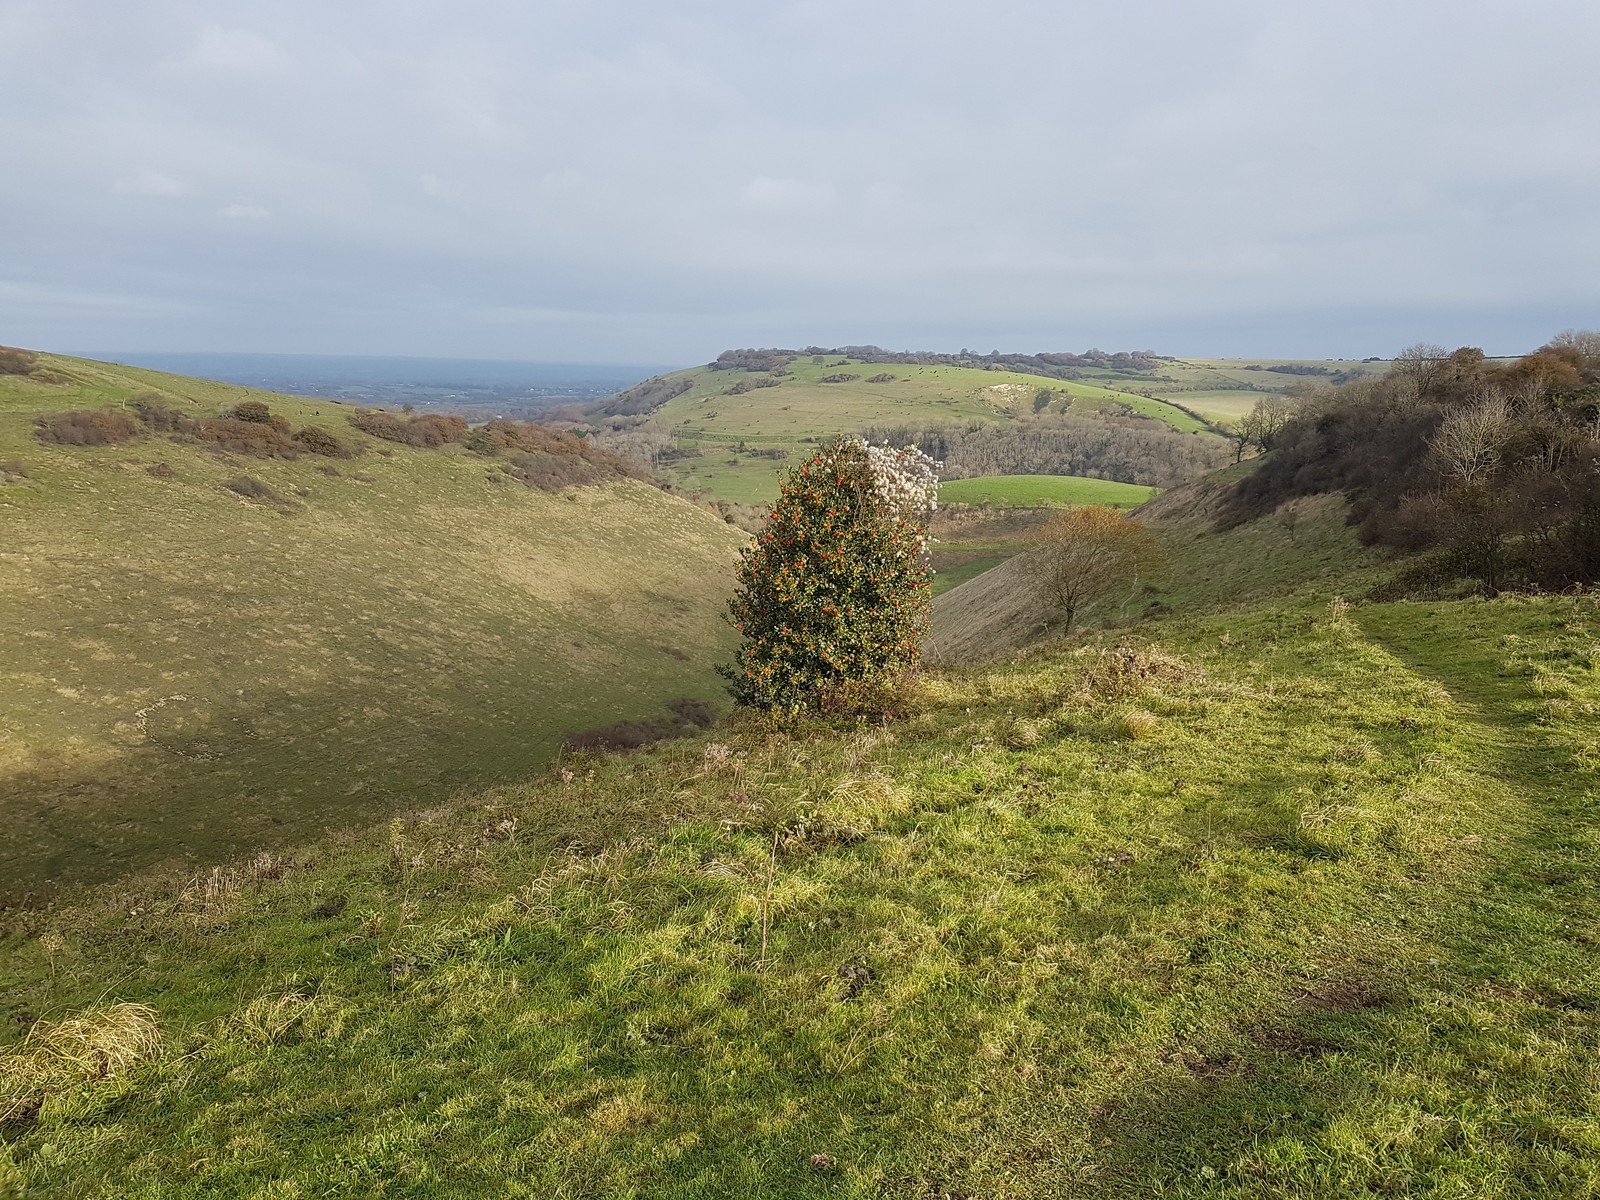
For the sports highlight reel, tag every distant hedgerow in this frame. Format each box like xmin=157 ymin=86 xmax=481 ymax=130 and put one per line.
xmin=722 ymin=437 xmax=938 ymax=712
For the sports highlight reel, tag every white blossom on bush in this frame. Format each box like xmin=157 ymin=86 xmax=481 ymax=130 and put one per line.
xmin=854 ymin=438 xmax=940 ymax=557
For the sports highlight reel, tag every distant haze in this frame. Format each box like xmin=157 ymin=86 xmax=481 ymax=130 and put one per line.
xmin=3 ymin=1 xmax=1598 ymax=363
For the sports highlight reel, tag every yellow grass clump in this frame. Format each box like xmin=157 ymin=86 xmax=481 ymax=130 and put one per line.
xmin=0 ymin=1003 xmax=162 ymax=1121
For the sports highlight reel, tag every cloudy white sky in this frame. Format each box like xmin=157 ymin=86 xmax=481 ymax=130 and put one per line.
xmin=3 ymin=0 xmax=1597 ymax=363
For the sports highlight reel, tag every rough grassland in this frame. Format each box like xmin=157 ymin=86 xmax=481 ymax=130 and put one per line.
xmin=2 ymin=592 xmax=1596 ymax=1197
xmin=0 ymin=356 xmax=746 ymax=900
xmin=648 ymin=357 xmax=1210 ymax=503
xmin=939 ymin=475 xmax=1157 ymax=510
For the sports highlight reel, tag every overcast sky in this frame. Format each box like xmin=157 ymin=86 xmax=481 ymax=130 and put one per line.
xmin=3 ymin=0 xmax=1597 ymax=364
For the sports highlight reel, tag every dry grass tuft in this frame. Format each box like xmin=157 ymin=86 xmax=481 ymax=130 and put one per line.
xmin=1078 ymin=643 xmax=1199 ymax=701
xmin=0 ymin=1003 xmax=161 ymax=1121
xmin=1115 ymin=709 xmax=1161 ymax=740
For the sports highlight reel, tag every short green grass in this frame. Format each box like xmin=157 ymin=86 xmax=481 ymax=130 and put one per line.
xmin=939 ymin=474 xmax=1158 ymax=510
xmin=0 ymin=356 xmax=747 ymax=899
xmin=3 ymin=591 xmax=1597 ymax=1197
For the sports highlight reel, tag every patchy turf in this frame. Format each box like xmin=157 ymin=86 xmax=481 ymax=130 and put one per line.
xmin=2 ymin=592 xmax=1597 ymax=1197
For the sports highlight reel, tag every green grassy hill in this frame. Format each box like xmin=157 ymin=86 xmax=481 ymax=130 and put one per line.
xmin=3 ymin=585 xmax=1596 ymax=1197
xmin=0 ymin=355 xmax=746 ymax=900
xmin=627 ymin=355 xmax=1210 ymax=503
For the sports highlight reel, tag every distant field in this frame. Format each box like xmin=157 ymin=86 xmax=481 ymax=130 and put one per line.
xmin=648 ymin=356 xmax=1211 ymax=503
xmin=0 ymin=355 xmax=745 ymax=899
xmin=939 ymin=474 xmax=1157 ymax=509
xmin=1063 ymin=358 xmax=1395 ymax=425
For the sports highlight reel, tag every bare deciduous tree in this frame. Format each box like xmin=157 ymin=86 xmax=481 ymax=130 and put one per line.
xmin=1031 ymin=505 xmax=1163 ymax=632
xmin=1430 ymin=390 xmax=1512 ymax=485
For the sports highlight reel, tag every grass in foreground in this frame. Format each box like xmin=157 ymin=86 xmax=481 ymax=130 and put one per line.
xmin=2 ymin=592 xmax=1597 ymax=1197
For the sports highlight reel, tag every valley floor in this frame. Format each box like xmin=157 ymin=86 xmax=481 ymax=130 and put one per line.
xmin=2 ymin=593 xmax=1597 ymax=1197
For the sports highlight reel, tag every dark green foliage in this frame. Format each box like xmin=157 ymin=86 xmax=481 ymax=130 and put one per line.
xmin=723 ymin=439 xmax=930 ymax=711
xmin=34 ymin=408 xmax=139 ymax=446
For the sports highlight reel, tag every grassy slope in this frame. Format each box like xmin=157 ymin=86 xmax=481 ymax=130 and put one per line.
xmin=939 ymin=475 xmax=1157 ymax=510
xmin=0 ymin=356 xmax=746 ymax=899
xmin=3 ymin=592 xmax=1597 ymax=1197
xmin=927 ymin=466 xmax=1379 ymax=665
xmin=649 ymin=357 xmax=1210 ymax=504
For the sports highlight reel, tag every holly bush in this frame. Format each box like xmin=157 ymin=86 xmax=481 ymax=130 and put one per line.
xmin=722 ymin=437 xmax=935 ymax=712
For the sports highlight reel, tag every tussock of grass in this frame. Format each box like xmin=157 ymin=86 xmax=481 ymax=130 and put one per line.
xmin=0 ymin=1003 xmax=161 ymax=1122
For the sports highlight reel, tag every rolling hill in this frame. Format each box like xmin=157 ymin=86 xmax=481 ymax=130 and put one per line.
xmin=0 ymin=353 xmax=747 ymax=901
xmin=598 ymin=352 xmax=1219 ymax=504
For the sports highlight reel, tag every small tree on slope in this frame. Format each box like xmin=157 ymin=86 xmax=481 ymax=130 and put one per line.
xmin=722 ymin=437 xmax=938 ymax=712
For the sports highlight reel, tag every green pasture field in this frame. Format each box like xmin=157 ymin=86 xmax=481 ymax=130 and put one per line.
xmin=0 ymin=356 xmax=746 ymax=900
xmin=651 ymin=357 xmax=1211 ymax=503
xmin=5 ymin=588 xmax=1597 ymax=1197
xmin=939 ymin=474 xmax=1157 ymax=510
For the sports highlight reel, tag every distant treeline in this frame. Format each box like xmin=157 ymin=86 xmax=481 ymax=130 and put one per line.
xmin=708 ymin=345 xmax=1162 ymax=378
xmin=865 ymin=414 xmax=1228 ymax=489
xmin=1227 ymin=333 xmax=1600 ymax=593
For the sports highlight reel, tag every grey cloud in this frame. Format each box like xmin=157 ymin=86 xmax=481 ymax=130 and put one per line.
xmin=2 ymin=0 xmax=1597 ymax=362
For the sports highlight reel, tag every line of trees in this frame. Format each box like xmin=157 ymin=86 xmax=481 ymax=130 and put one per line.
xmin=1227 ymin=331 xmax=1600 ymax=592
xmin=863 ymin=414 xmax=1229 ymax=489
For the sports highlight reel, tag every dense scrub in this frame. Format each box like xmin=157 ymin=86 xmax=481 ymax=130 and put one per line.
xmin=346 ymin=409 xmax=468 ymax=447
xmin=34 ymin=409 xmax=139 ymax=446
xmin=866 ymin=413 xmax=1229 ymax=488
xmin=1228 ymin=333 xmax=1600 ymax=592
xmin=467 ymin=418 xmax=651 ymax=492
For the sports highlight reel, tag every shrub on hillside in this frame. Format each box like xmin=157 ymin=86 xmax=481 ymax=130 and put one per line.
xmin=469 ymin=419 xmax=649 ymax=491
xmin=819 ymin=373 xmax=860 ymax=384
xmin=867 ymin=373 xmax=897 ymax=384
xmin=35 ymin=409 xmax=140 ymax=446
xmin=197 ymin=416 xmax=299 ymax=457
xmin=722 ymin=438 xmax=938 ymax=712
xmin=345 ymin=409 xmax=468 ymax=447
xmin=0 ymin=460 xmax=29 ymax=482
xmin=0 ymin=345 xmax=39 ymax=376
xmin=231 ymin=400 xmax=275 ymax=424
xmin=292 ymin=425 xmax=355 ymax=458
xmin=133 ymin=395 xmax=198 ymax=433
